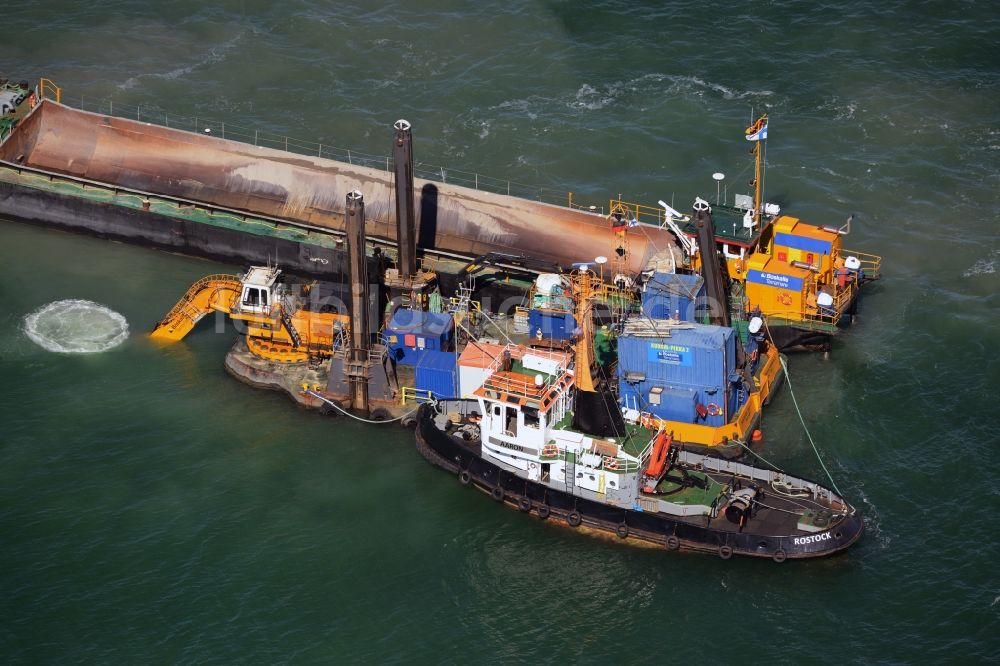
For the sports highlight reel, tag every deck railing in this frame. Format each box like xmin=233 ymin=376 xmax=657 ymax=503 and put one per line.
xmin=39 ymin=78 xmax=61 ymax=103
xmin=401 ymin=387 xmax=435 ymax=405
xmin=843 ymin=249 xmax=882 ymax=280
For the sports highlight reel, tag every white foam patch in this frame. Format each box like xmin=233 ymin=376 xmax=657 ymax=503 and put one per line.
xmin=963 ymin=250 xmax=998 ymax=277
xmin=23 ymin=300 xmax=129 ymax=354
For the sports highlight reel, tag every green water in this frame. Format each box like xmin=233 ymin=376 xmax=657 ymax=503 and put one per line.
xmin=2 ymin=1 xmax=998 ymax=662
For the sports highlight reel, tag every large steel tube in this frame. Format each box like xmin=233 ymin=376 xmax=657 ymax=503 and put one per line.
xmin=392 ymin=119 xmax=416 ymax=278
xmin=694 ymin=203 xmax=729 ymax=328
xmin=0 ymin=101 xmax=682 ymax=274
xmin=346 ymin=190 xmax=369 ymax=411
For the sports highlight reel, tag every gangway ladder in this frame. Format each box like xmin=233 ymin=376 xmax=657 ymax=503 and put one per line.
xmin=279 ymin=307 xmax=302 ymax=348
xmin=564 ymin=453 xmax=576 ymax=494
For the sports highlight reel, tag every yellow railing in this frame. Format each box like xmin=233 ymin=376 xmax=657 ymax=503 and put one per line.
xmin=843 ymin=249 xmax=882 ymax=280
xmin=447 ymin=295 xmax=482 ymax=313
xmin=39 ymin=78 xmax=61 ymax=103
xmin=401 ymin=387 xmax=434 ymax=405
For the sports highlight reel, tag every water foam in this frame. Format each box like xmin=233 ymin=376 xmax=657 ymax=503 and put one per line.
xmin=23 ymin=300 xmax=129 ymax=354
xmin=118 ymin=30 xmax=249 ymax=90
xmin=963 ymin=250 xmax=998 ymax=277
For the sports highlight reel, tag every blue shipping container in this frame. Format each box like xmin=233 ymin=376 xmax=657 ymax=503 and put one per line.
xmin=617 ymin=324 xmax=736 ymax=395
xmin=383 ymin=310 xmax=454 ymax=366
xmin=642 ymin=272 xmax=706 ymax=322
xmin=415 ymin=350 xmax=458 ymax=399
xmin=528 ymin=309 xmax=577 ymax=341
xmin=621 ymin=384 xmax=701 ymax=423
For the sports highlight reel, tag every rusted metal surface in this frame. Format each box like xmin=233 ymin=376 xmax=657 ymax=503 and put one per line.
xmin=0 ymin=100 xmax=681 ymax=273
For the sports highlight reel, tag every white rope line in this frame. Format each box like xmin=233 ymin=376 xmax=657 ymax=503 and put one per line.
xmin=305 ymin=390 xmax=415 ymax=424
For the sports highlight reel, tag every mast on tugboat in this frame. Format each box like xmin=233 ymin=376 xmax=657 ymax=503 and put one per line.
xmin=745 ymin=113 xmax=768 ymax=226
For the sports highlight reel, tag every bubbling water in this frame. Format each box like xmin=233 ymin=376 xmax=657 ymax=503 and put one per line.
xmin=23 ymin=300 xmax=129 ymax=353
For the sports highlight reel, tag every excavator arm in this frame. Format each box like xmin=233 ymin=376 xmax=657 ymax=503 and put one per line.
xmin=150 ymin=274 xmax=242 ymax=341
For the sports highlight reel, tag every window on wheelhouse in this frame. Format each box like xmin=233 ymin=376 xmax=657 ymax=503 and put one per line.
xmin=505 ymin=406 xmax=518 ymax=436
xmin=523 ymin=406 xmax=540 ymax=429
xmin=243 ymin=287 xmax=260 ymax=308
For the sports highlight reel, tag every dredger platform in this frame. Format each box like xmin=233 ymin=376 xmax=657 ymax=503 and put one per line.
xmin=2 ymin=80 xmax=881 ymax=354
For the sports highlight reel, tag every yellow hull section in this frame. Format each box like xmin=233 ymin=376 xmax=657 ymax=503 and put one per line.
xmin=640 ymin=344 xmax=783 ymax=448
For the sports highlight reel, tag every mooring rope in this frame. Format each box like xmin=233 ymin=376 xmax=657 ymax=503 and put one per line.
xmin=734 ymin=438 xmax=783 ymax=472
xmin=776 ymin=353 xmax=844 ymax=496
xmin=758 ymin=318 xmax=843 ymax=495
xmin=305 ymin=389 xmax=415 ymax=424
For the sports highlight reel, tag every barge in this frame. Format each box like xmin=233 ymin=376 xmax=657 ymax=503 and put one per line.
xmin=0 ymin=95 xmax=677 ymax=283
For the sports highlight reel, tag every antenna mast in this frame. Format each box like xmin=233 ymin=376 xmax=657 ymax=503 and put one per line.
xmin=745 ymin=113 xmax=768 ymax=225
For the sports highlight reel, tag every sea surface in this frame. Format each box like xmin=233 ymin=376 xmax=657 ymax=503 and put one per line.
xmin=2 ymin=1 xmax=998 ymax=662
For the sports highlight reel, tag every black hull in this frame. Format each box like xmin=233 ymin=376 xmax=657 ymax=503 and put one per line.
xmin=768 ymin=298 xmax=862 ymax=353
xmin=415 ymin=405 xmax=863 ymax=561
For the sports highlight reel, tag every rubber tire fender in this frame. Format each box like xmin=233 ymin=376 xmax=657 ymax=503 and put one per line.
xmin=566 ymin=511 xmax=582 ymax=527
xmin=518 ymin=496 xmax=532 ymax=512
xmin=719 ymin=545 xmax=734 ymax=560
xmin=665 ymin=535 xmax=680 ymax=550
xmin=491 ymin=486 xmax=505 ymax=502
xmin=773 ymin=548 xmax=787 ymax=563
xmin=537 ymin=504 xmax=551 ymax=520
xmin=616 ymin=523 xmax=629 ymax=539
xmin=370 ymin=408 xmax=391 ymax=422
xmin=458 ymin=470 xmax=472 ymax=486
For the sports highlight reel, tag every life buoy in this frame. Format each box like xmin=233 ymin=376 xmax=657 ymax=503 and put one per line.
xmin=777 ymin=292 xmax=792 ymax=307
xmin=706 ymin=402 xmax=722 ymax=416
xmin=616 ymin=523 xmax=629 ymax=539
xmin=518 ymin=496 xmax=532 ymax=512
xmin=541 ymin=443 xmax=559 ymax=457
xmin=566 ymin=511 xmax=582 ymax=527
xmin=491 ymin=486 xmax=504 ymax=502
xmin=603 ymin=456 xmax=620 ymax=470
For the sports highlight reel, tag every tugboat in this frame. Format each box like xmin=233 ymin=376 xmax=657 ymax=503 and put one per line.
xmin=413 ymin=339 xmax=863 ymax=560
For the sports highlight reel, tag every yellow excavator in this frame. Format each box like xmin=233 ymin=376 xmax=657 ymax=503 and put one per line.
xmin=150 ymin=266 xmax=350 ymax=363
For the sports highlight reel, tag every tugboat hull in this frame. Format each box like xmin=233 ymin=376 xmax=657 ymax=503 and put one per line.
xmin=415 ymin=404 xmax=863 ymax=561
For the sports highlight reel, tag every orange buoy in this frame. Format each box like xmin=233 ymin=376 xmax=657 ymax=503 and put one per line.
xmin=751 ymin=429 xmax=764 ymax=443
